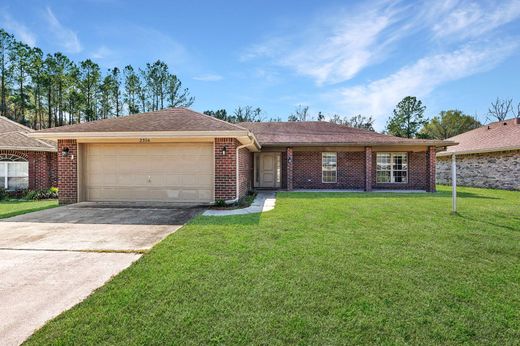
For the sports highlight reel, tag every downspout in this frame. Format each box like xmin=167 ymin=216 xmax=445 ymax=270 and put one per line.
xmin=234 ymin=133 xmax=256 ymax=203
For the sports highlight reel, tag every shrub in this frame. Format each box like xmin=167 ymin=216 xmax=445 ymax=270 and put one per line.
xmin=24 ymin=187 xmax=59 ymax=200
xmin=214 ymin=199 xmax=227 ymax=207
xmin=0 ymin=188 xmax=7 ymax=201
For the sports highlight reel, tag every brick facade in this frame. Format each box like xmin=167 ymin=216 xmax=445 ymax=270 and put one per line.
xmin=277 ymin=147 xmax=432 ymax=191
xmin=214 ymin=138 xmax=236 ymax=201
xmin=214 ymin=138 xmax=253 ymax=202
xmin=57 ymin=139 xmax=78 ymax=205
xmin=238 ymin=146 xmax=253 ymax=198
xmin=427 ymin=146 xmax=436 ymax=192
xmin=0 ymin=149 xmax=57 ymax=190
xmin=372 ymin=151 xmax=428 ymax=190
xmin=365 ymin=147 xmax=372 ymax=191
xmin=436 ymin=150 xmax=520 ymax=190
xmin=292 ymin=151 xmax=365 ymax=189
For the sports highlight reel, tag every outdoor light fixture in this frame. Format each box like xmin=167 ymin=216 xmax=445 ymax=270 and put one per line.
xmin=62 ymin=147 xmax=70 ymax=157
xmin=222 ymin=145 xmax=227 ymax=156
xmin=288 ymin=156 xmax=292 ymax=163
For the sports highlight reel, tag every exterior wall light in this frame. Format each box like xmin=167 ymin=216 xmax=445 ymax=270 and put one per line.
xmin=222 ymin=145 xmax=227 ymax=156
xmin=62 ymin=147 xmax=70 ymax=157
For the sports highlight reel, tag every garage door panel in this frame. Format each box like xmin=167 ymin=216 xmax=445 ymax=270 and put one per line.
xmin=85 ymin=143 xmax=214 ymax=203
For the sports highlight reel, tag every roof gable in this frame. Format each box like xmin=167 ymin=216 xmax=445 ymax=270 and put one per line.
xmin=439 ymin=118 xmax=520 ymax=156
xmin=0 ymin=116 xmax=32 ymax=134
xmin=0 ymin=116 xmax=56 ymax=152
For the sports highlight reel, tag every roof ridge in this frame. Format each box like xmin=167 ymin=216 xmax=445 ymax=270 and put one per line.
xmin=182 ymin=108 xmax=249 ymax=131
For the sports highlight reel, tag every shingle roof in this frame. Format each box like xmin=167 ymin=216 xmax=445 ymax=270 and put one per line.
xmin=240 ymin=121 xmax=453 ymax=147
xmin=36 ymin=108 xmax=248 ymax=133
xmin=0 ymin=116 xmax=56 ymax=152
xmin=438 ymin=118 xmax=520 ymax=156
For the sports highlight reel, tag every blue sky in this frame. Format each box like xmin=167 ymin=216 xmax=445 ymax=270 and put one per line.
xmin=1 ymin=0 xmax=520 ymax=130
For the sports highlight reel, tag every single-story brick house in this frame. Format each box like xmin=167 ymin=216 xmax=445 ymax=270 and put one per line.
xmin=30 ymin=108 xmax=453 ymax=205
xmin=437 ymin=118 xmax=520 ymax=190
xmin=0 ymin=116 xmax=57 ymax=191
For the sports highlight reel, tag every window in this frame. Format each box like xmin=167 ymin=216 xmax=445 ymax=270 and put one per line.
xmin=0 ymin=154 xmax=28 ymax=190
xmin=322 ymin=152 xmax=337 ymax=183
xmin=376 ymin=153 xmax=408 ymax=183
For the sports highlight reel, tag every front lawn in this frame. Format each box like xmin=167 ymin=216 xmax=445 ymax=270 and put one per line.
xmin=26 ymin=186 xmax=520 ymax=345
xmin=0 ymin=199 xmax=58 ymax=219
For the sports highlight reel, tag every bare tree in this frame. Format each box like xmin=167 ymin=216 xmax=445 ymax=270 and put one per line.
xmin=288 ymin=105 xmax=310 ymax=121
xmin=488 ymin=97 xmax=512 ymax=122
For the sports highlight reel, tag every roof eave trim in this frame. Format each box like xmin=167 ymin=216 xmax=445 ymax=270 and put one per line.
xmin=260 ymin=141 xmax=456 ymax=147
xmin=0 ymin=146 xmax=57 ymax=152
xmin=437 ymin=146 xmax=520 ymax=156
xmin=28 ymin=130 xmax=250 ymax=140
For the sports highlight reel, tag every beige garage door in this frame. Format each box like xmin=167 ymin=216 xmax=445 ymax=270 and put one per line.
xmin=84 ymin=143 xmax=213 ymax=203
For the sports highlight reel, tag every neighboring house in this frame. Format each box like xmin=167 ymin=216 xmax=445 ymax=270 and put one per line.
xmin=30 ymin=108 xmax=453 ymax=205
xmin=437 ymin=118 xmax=520 ymax=190
xmin=0 ymin=116 xmax=58 ymax=192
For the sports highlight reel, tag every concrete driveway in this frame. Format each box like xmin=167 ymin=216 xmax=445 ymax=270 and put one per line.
xmin=0 ymin=203 xmax=202 ymax=345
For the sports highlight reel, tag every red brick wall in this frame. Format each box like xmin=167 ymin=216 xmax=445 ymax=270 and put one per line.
xmin=238 ymin=146 xmax=253 ymax=198
xmin=292 ymin=151 xmax=365 ymax=189
xmin=365 ymin=147 xmax=372 ymax=191
xmin=427 ymin=146 xmax=436 ymax=192
xmin=57 ymin=139 xmax=78 ymax=204
xmin=372 ymin=151 xmax=428 ymax=190
xmin=214 ymin=138 xmax=237 ymax=201
xmin=0 ymin=150 xmax=57 ymax=190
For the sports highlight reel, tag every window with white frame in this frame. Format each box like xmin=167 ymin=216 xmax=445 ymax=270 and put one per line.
xmin=322 ymin=152 xmax=337 ymax=183
xmin=0 ymin=154 xmax=29 ymax=190
xmin=376 ymin=153 xmax=408 ymax=183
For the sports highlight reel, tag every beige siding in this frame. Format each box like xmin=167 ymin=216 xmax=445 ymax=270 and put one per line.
xmin=84 ymin=143 xmax=213 ymax=203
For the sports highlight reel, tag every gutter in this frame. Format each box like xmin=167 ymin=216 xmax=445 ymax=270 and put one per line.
xmin=259 ymin=140 xmax=457 ymax=147
xmin=437 ymin=146 xmax=520 ymax=157
xmin=231 ymin=135 xmax=257 ymax=204
xmin=0 ymin=146 xmax=57 ymax=152
xmin=27 ymin=130 xmax=251 ymax=140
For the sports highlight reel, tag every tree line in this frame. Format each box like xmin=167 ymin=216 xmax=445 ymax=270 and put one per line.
xmin=0 ymin=29 xmax=194 ymax=129
xmin=384 ymin=96 xmax=520 ymax=139
xmin=205 ymin=95 xmax=519 ymax=140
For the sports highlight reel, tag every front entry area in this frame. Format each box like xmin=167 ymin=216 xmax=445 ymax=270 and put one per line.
xmin=254 ymin=152 xmax=281 ymax=188
xmin=81 ymin=142 xmax=213 ymax=203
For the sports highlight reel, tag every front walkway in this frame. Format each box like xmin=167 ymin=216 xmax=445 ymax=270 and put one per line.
xmin=203 ymin=192 xmax=276 ymax=216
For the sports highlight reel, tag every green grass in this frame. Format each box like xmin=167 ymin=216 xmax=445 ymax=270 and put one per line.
xmin=0 ymin=199 xmax=58 ymax=219
xmin=25 ymin=186 xmax=520 ymax=345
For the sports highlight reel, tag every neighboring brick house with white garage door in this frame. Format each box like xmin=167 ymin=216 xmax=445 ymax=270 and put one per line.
xmin=437 ymin=118 xmax=520 ymax=190
xmin=30 ymin=108 xmax=453 ymax=205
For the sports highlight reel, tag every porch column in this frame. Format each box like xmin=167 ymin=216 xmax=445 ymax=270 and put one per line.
xmin=427 ymin=146 xmax=436 ymax=192
xmin=286 ymin=147 xmax=293 ymax=190
xmin=365 ymin=146 xmax=372 ymax=192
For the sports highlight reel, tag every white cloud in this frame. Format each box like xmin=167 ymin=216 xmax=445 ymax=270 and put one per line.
xmin=242 ymin=1 xmax=409 ymax=85
xmin=241 ymin=0 xmax=520 ymax=88
xmin=1 ymin=13 xmax=37 ymax=46
xmin=44 ymin=7 xmax=82 ymax=53
xmin=89 ymin=45 xmax=113 ymax=59
xmin=332 ymin=41 xmax=518 ymax=129
xmin=193 ymin=73 xmax=223 ymax=82
xmin=431 ymin=0 xmax=520 ymax=40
